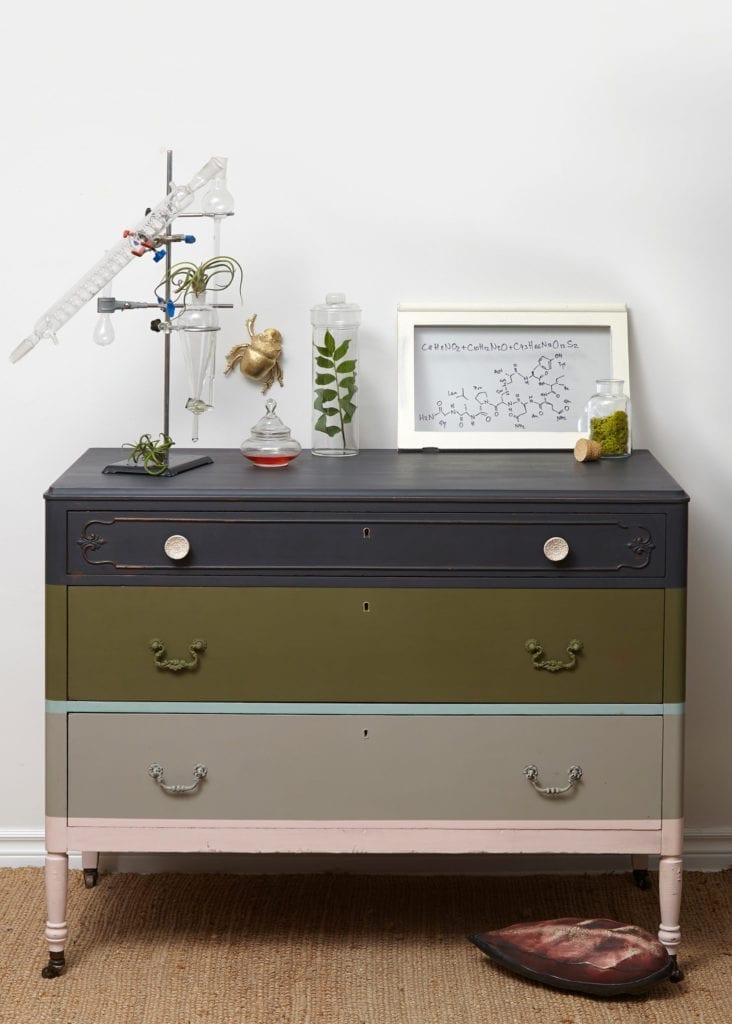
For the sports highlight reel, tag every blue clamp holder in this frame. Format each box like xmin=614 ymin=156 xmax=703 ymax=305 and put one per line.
xmin=155 ymin=298 xmax=176 ymax=317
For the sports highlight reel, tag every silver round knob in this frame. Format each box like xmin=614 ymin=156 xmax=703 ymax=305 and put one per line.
xmin=543 ymin=536 xmax=569 ymax=562
xmin=164 ymin=534 xmax=190 ymax=561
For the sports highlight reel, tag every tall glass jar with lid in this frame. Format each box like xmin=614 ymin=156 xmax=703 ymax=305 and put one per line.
xmin=310 ymin=293 xmax=360 ymax=456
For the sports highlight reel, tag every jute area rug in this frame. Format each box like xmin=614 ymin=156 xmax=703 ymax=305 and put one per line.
xmin=0 ymin=868 xmax=729 ymax=1024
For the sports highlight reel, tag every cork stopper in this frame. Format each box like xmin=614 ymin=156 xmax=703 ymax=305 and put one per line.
xmin=574 ymin=438 xmax=603 ymax=462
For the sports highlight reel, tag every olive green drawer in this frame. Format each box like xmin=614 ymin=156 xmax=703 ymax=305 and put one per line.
xmin=67 ymin=587 xmax=664 ymax=703
xmin=67 ymin=713 xmax=663 ymax=821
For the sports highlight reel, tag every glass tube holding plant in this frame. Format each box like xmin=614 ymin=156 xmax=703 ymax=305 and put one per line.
xmin=311 ymin=293 xmax=360 ymax=456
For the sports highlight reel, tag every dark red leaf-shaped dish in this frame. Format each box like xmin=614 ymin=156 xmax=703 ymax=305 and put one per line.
xmin=469 ymin=917 xmax=673 ymax=996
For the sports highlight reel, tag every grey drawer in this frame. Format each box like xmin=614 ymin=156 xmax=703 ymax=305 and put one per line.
xmin=67 ymin=510 xmax=666 ymax=579
xmin=67 ymin=713 xmax=663 ymax=822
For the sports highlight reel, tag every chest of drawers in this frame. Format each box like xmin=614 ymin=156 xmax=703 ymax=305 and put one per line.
xmin=42 ymin=448 xmax=688 ymax=978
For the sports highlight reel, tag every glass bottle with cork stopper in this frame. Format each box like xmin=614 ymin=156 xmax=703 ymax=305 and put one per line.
xmin=585 ymin=379 xmax=631 ymax=458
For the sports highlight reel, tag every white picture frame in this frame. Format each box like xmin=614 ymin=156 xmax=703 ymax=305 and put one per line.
xmin=397 ymin=304 xmax=629 ymax=450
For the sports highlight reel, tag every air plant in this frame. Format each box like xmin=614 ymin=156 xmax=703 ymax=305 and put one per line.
xmin=123 ymin=433 xmax=175 ymax=475
xmin=155 ymin=256 xmax=244 ymax=304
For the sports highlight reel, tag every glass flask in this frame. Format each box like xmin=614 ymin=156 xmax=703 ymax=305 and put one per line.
xmin=201 ymin=159 xmax=235 ymax=259
xmin=201 ymin=158 xmax=235 ymax=215
xmin=585 ymin=379 xmax=631 ymax=458
xmin=240 ymin=399 xmax=302 ymax=467
xmin=92 ymin=281 xmax=115 ymax=346
xmin=177 ymin=291 xmax=219 ymax=442
xmin=311 ymin=292 xmax=360 ymax=456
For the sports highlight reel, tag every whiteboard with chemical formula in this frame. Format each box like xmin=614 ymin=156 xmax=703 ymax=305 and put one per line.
xmin=397 ymin=305 xmax=629 ymax=450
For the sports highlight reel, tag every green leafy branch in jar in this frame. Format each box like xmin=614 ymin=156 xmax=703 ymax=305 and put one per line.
xmin=314 ymin=330 xmax=357 ymax=445
xmin=155 ymin=256 xmax=244 ymax=303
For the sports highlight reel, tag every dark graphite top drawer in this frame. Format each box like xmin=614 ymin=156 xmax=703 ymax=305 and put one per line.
xmin=65 ymin=510 xmax=667 ymax=580
xmin=46 ymin=449 xmax=688 ymax=586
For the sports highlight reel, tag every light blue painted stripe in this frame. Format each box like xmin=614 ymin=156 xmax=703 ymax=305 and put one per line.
xmin=47 ymin=700 xmax=685 ymax=716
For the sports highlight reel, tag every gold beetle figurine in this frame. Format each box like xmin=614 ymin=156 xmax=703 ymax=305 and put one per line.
xmin=224 ymin=314 xmax=284 ymax=393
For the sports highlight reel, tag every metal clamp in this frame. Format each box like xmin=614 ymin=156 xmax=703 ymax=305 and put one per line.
xmin=148 ymin=763 xmax=207 ymax=794
xmin=149 ymin=638 xmax=207 ymax=672
xmin=523 ymin=763 xmax=583 ymax=796
xmin=525 ymin=638 xmax=583 ymax=672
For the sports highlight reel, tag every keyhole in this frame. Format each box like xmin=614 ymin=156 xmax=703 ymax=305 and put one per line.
xmin=363 ymin=729 xmax=369 ymax=738
xmin=362 ymin=527 xmax=371 ymax=539
xmin=363 ymin=602 xmax=370 ymax=612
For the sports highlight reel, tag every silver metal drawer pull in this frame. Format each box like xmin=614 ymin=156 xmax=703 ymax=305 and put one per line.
xmin=543 ymin=536 xmax=569 ymax=562
xmin=148 ymin=763 xmax=207 ymax=794
xmin=164 ymin=534 xmax=191 ymax=560
xmin=523 ymin=764 xmax=582 ymax=796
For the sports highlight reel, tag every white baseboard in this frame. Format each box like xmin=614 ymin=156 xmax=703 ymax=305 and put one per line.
xmin=2 ymin=828 xmax=730 ymax=873
xmin=683 ymin=828 xmax=732 ymax=870
xmin=0 ymin=831 xmax=81 ymax=869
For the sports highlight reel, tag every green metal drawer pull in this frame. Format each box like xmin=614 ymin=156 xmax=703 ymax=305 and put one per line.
xmin=148 ymin=763 xmax=207 ymax=794
xmin=523 ymin=763 xmax=583 ymax=795
xmin=525 ymin=638 xmax=583 ymax=672
xmin=149 ymin=638 xmax=207 ymax=672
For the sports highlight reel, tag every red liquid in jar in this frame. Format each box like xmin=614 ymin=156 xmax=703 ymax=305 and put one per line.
xmin=244 ymin=454 xmax=298 ymax=467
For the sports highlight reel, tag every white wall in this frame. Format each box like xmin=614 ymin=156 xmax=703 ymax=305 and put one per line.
xmin=1 ymin=1 xmax=730 ymax=860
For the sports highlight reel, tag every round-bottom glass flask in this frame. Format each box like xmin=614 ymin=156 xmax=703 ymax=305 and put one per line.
xmin=586 ymin=380 xmax=631 ymax=458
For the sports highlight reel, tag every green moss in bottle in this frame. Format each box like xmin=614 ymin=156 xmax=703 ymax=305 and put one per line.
xmin=590 ymin=410 xmax=629 ymax=456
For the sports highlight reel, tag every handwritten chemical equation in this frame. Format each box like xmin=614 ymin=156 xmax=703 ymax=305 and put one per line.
xmin=420 ymin=339 xmax=580 ymax=354
xmin=413 ymin=325 xmax=613 ymax=434
xmin=418 ymin=356 xmax=571 ymax=430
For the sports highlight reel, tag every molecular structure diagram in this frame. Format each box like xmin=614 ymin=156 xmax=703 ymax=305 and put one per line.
xmin=424 ymin=355 xmax=572 ymax=430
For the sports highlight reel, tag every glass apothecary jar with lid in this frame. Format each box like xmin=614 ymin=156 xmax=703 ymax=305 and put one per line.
xmin=240 ymin=399 xmax=301 ymax=467
xmin=585 ymin=379 xmax=631 ymax=458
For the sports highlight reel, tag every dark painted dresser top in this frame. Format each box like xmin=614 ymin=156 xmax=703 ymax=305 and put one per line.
xmin=45 ymin=448 xmax=688 ymax=504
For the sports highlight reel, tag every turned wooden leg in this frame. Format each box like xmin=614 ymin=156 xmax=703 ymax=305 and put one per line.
xmin=658 ymin=854 xmax=683 ymax=981
xmin=631 ymin=853 xmax=651 ymax=890
xmin=82 ymin=851 xmax=99 ymax=889
xmin=41 ymin=852 xmax=68 ymax=978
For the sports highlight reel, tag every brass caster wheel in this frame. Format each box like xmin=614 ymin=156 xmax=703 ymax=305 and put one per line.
xmin=669 ymin=956 xmax=684 ymax=983
xmin=41 ymin=952 xmax=65 ymax=978
xmin=83 ymin=868 xmax=98 ymax=889
xmin=632 ymin=868 xmax=652 ymax=890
